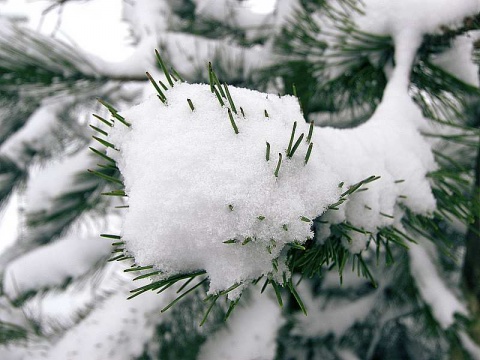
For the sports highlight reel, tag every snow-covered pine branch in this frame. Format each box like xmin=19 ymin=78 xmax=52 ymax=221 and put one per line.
xmin=93 ymin=36 xmax=435 ymax=314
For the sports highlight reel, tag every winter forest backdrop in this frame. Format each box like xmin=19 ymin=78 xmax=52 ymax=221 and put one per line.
xmin=0 ymin=0 xmax=480 ymax=359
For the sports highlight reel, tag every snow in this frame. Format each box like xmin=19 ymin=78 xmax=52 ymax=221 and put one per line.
xmin=0 ymin=0 xmax=132 ymax=62
xmin=106 ymin=62 xmax=437 ymax=296
xmin=293 ymin=280 xmax=378 ymax=338
xmin=432 ymin=33 xmax=480 ymax=88
xmin=359 ymin=0 xmax=480 ymax=36
xmin=108 ymin=83 xmax=341 ymax=296
xmin=20 ymin=262 xmax=124 ymax=336
xmin=25 ymin=149 xmax=93 ymax=213
xmin=0 ymin=191 xmax=19 ymax=255
xmin=197 ymin=289 xmax=284 ymax=360
xmin=3 ymin=234 xmax=111 ymax=298
xmin=409 ymin=241 xmax=468 ymax=328
xmin=105 ymin=0 xmax=464 ymax=295
xmin=0 ymin=100 xmax=61 ymax=167
xmin=22 ymin=282 xmax=170 ymax=360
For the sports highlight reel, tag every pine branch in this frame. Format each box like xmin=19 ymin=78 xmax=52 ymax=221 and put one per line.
xmin=0 ymin=320 xmax=27 ymax=345
xmin=462 ymin=136 xmax=480 ymax=307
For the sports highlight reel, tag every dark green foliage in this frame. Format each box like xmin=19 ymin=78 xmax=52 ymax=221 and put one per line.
xmin=135 ymin=293 xmax=227 ymax=360
xmin=268 ymin=1 xmax=393 ymax=121
xmin=0 ymin=24 xmax=101 ymax=91
xmin=26 ymin=164 xmax=119 ymax=244
xmin=0 ymin=156 xmax=25 ymax=206
xmin=0 ymin=321 xmax=27 ymax=344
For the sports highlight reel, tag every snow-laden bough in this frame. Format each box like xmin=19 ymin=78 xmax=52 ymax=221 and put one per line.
xmin=89 ymin=47 xmax=437 ymax=315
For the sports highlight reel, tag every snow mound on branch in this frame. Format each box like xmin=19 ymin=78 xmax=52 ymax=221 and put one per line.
xmin=108 ymin=84 xmax=340 ymax=295
xmin=107 ymin=79 xmax=436 ymax=296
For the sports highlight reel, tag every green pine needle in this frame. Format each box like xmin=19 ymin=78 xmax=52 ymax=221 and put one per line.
xmin=211 ymin=70 xmax=226 ymax=98
xmin=213 ymin=87 xmax=225 ymax=106
xmin=101 ymin=190 xmax=127 ymax=197
xmin=124 ymin=265 xmax=154 ymax=273
xmin=242 ymin=237 xmax=252 ymax=245
xmin=274 ymin=153 xmax=282 ymax=177
xmin=92 ymin=135 xmax=116 ymax=149
xmin=225 ymin=298 xmax=241 ymax=320
xmin=100 ymin=234 xmax=121 ymax=239
xmin=97 ymin=98 xmax=118 ymax=115
xmin=155 ymin=49 xmax=174 ymax=87
xmin=159 ymin=80 xmax=168 ymax=91
xmin=306 ymin=121 xmax=314 ymax=143
xmin=200 ymin=295 xmax=220 ymax=326
xmin=187 ymin=98 xmax=195 ymax=111
xmin=270 ymin=280 xmax=283 ymax=307
xmin=289 ymin=133 xmax=304 ymax=157
xmin=223 ymin=83 xmax=237 ymax=114
xmin=304 ymin=143 xmax=313 ymax=165
xmin=161 ymin=278 xmax=208 ymax=313
xmin=170 ymin=67 xmax=184 ymax=82
xmin=146 ymin=71 xmax=167 ymax=103
xmin=266 ymin=142 xmax=270 ymax=161
xmin=88 ymin=169 xmax=123 ymax=185
xmin=89 ymin=147 xmax=116 ymax=164
xmin=208 ymin=62 xmax=214 ymax=93
xmin=288 ymin=242 xmax=306 ymax=250
xmin=227 ymin=108 xmax=239 ymax=134
xmin=92 ymin=114 xmax=113 ymax=127
xmin=287 ymin=278 xmax=307 ymax=315
xmin=97 ymin=99 xmax=131 ymax=127
xmin=286 ymin=121 xmax=297 ymax=156
xmin=89 ymin=125 xmax=108 ymax=136
xmin=133 ymin=271 xmax=163 ymax=281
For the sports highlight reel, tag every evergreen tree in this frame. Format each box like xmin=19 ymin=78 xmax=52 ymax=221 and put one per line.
xmin=0 ymin=1 xmax=479 ymax=359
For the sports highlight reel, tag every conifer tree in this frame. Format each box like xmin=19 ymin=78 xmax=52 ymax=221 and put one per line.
xmin=0 ymin=1 xmax=479 ymax=359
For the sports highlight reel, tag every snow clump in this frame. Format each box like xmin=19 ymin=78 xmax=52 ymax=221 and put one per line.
xmin=106 ymin=76 xmax=436 ymax=297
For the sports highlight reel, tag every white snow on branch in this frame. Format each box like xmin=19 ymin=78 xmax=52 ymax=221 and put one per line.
xmin=197 ymin=289 xmax=284 ymax=360
xmin=409 ymin=241 xmax=468 ymax=329
xmin=106 ymin=64 xmax=436 ymax=296
xmin=25 ymin=148 xmax=93 ymax=213
xmin=23 ymin=282 xmax=170 ymax=360
xmin=358 ymin=0 xmax=480 ymax=36
xmin=292 ymin=280 xmax=378 ymax=338
xmin=431 ymin=33 xmax=480 ymax=88
xmin=0 ymin=100 xmax=63 ymax=167
xmin=3 ymin=234 xmax=111 ymax=298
